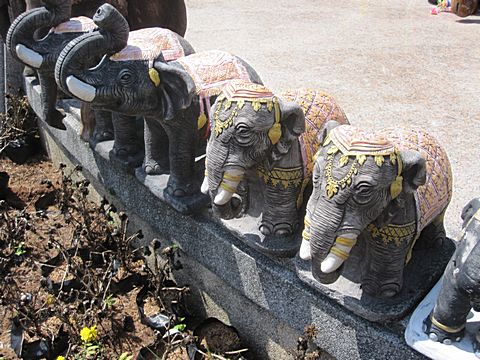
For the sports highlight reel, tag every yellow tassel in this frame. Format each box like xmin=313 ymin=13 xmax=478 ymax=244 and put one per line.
xmin=149 ymin=68 xmax=161 ymax=87
xmin=197 ymin=113 xmax=207 ymax=130
xmin=390 ymin=175 xmax=403 ymax=199
xmin=268 ymin=123 xmax=282 ymax=145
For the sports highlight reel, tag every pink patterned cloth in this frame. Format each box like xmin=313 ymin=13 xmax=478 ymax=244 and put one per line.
xmin=110 ymin=28 xmax=185 ymax=62
xmin=52 ymin=16 xmax=96 ymax=34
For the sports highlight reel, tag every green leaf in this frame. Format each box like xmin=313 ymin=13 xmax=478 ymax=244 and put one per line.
xmin=14 ymin=242 xmax=26 ymax=256
xmin=173 ymin=323 xmax=187 ymax=331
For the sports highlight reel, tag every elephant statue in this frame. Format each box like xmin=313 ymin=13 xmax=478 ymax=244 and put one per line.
xmin=6 ymin=0 xmax=191 ymax=153
xmin=424 ymin=198 xmax=480 ymax=350
xmin=201 ymin=80 xmax=349 ymax=255
xmin=55 ymin=4 xmax=262 ymax=212
xmin=299 ymin=122 xmax=452 ymax=298
xmin=0 ymin=0 xmax=187 ymax=41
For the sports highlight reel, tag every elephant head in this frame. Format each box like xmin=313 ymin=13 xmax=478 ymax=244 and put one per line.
xmin=300 ymin=122 xmax=427 ymax=285
xmin=55 ymin=3 xmax=194 ymax=119
xmin=202 ymin=81 xmax=305 ymax=222
xmin=6 ymin=0 xmax=72 ymax=70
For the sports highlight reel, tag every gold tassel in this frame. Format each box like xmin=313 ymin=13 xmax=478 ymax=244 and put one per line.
xmin=197 ymin=113 xmax=207 ymax=130
xmin=149 ymin=68 xmax=161 ymax=87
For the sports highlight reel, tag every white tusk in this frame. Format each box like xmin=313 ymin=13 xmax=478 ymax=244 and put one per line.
xmin=16 ymin=44 xmax=43 ymax=68
xmin=320 ymin=254 xmax=344 ymax=273
xmin=299 ymin=239 xmax=311 ymax=261
xmin=320 ymin=233 xmax=357 ymax=273
xmin=214 ymin=188 xmax=233 ymax=206
xmin=201 ymin=177 xmax=209 ymax=194
xmin=66 ymin=75 xmax=96 ymax=102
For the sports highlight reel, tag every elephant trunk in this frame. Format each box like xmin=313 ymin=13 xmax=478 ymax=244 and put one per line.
xmin=55 ymin=3 xmax=129 ymax=100
xmin=308 ymin=205 xmax=358 ymax=283
xmin=6 ymin=0 xmax=70 ymax=68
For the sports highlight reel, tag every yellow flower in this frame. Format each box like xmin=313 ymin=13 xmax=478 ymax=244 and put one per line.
xmin=46 ymin=294 xmax=55 ymax=305
xmin=56 ymin=356 xmax=66 ymax=360
xmin=80 ymin=325 xmax=98 ymax=343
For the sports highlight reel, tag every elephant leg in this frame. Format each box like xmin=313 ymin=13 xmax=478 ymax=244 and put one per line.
xmin=111 ymin=112 xmax=141 ymax=159
xmin=260 ymin=181 xmax=301 ymax=236
xmin=362 ymin=231 xmax=412 ymax=298
xmin=37 ymin=72 xmax=66 ymax=130
xmin=90 ymin=109 xmax=114 ymax=146
xmin=424 ymin=261 xmax=469 ymax=343
xmin=162 ymin=112 xmax=197 ymax=197
xmin=143 ymin=117 xmax=169 ymax=175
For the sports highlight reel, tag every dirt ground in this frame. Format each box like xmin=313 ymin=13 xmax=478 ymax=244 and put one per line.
xmin=184 ymin=0 xmax=480 ymax=239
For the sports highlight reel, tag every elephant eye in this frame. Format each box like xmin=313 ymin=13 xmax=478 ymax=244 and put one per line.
xmin=119 ymin=70 xmax=134 ymax=85
xmin=353 ymin=182 xmax=374 ymax=205
xmin=235 ymin=124 xmax=253 ymax=146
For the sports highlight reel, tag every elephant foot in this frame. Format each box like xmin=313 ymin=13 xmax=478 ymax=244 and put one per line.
xmin=163 ymin=187 xmax=210 ymax=215
xmin=259 ymin=220 xmax=296 ymax=237
xmin=91 ymin=129 xmax=114 ymax=144
xmin=45 ymin=109 xmax=66 ymax=130
xmin=144 ymin=159 xmax=169 ymax=176
xmin=423 ymin=314 xmax=464 ymax=345
xmin=361 ymin=274 xmax=402 ymax=298
xmin=109 ymin=145 xmax=144 ymax=168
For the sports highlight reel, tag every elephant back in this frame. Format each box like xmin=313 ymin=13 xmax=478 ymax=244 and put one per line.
xmin=384 ymin=128 xmax=453 ymax=234
xmin=176 ymin=50 xmax=251 ymax=98
xmin=280 ymin=89 xmax=349 ymax=179
xmin=109 ymin=27 xmax=186 ymax=62
xmin=52 ymin=16 xmax=96 ymax=34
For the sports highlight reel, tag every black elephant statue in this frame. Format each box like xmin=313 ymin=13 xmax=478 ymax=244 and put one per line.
xmin=424 ymin=198 xmax=480 ymax=350
xmin=299 ymin=122 xmax=453 ymax=297
xmin=6 ymin=0 xmax=192 ymax=149
xmin=201 ymin=80 xmax=349 ymax=256
xmin=55 ymin=4 xmax=262 ymax=212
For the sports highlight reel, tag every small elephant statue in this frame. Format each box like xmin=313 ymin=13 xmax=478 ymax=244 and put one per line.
xmin=424 ymin=198 xmax=480 ymax=351
xmin=55 ymin=4 xmax=262 ymax=211
xmin=202 ymin=80 xmax=349 ymax=255
xmin=299 ymin=122 xmax=452 ymax=298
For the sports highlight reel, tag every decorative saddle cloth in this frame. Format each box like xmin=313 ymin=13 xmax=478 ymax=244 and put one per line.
xmin=280 ymin=89 xmax=349 ymax=180
xmin=328 ymin=126 xmax=453 ymax=235
xmin=176 ymin=50 xmax=251 ymax=99
xmin=52 ymin=16 xmax=96 ymax=34
xmin=110 ymin=28 xmax=185 ymax=62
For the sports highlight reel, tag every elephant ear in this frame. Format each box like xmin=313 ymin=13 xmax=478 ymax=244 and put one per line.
xmin=399 ymin=150 xmax=427 ymax=193
xmin=270 ymin=100 xmax=305 ymax=161
xmin=319 ymin=120 xmax=342 ymax=145
xmin=153 ymin=57 xmax=195 ymax=121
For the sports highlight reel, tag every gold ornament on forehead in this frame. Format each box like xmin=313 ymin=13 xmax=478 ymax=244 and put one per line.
xmin=321 ymin=126 xmax=403 ymax=199
xmin=213 ymin=81 xmax=282 ymax=142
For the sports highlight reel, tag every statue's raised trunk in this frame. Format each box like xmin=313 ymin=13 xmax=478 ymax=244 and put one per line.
xmin=55 ymin=3 xmax=129 ymax=99
xmin=6 ymin=0 xmax=71 ymax=68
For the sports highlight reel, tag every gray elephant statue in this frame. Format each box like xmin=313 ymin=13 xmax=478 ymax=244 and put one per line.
xmin=299 ymin=122 xmax=452 ymax=297
xmin=202 ymin=80 xmax=349 ymax=256
xmin=424 ymin=198 xmax=480 ymax=352
xmin=55 ymin=4 xmax=262 ymax=213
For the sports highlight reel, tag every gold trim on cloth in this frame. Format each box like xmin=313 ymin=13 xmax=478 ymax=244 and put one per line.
xmin=53 ymin=16 xmax=96 ymax=34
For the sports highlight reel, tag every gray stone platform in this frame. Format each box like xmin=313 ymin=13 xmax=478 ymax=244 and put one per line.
xmin=25 ymin=76 xmax=426 ymax=359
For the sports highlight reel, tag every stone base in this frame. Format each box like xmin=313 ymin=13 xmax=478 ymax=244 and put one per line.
xmin=26 ymin=76 xmax=428 ymax=359
xmin=295 ymin=236 xmax=455 ymax=322
xmin=405 ymin=279 xmax=480 ymax=360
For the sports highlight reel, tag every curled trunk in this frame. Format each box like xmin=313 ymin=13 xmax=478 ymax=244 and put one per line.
xmin=55 ymin=3 xmax=129 ymax=98
xmin=6 ymin=1 xmax=70 ymax=66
